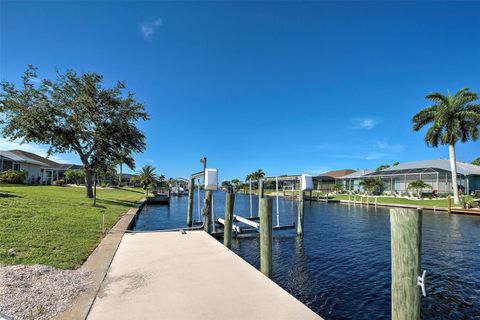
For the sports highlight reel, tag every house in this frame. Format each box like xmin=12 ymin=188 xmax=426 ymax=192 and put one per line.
xmin=365 ymin=159 xmax=480 ymax=195
xmin=313 ymin=169 xmax=355 ymax=192
xmin=339 ymin=169 xmax=374 ymax=191
xmin=0 ymin=149 xmax=82 ymax=184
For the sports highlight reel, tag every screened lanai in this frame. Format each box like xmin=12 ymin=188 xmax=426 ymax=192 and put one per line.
xmin=364 ymin=159 xmax=480 ymax=195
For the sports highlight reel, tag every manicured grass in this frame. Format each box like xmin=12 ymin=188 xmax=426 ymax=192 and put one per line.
xmin=242 ymin=189 xmax=473 ymax=208
xmin=330 ymin=194 xmax=451 ymax=207
xmin=0 ymin=185 xmax=144 ymax=269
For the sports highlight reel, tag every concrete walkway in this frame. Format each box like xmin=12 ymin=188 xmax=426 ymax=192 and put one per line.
xmin=87 ymin=231 xmax=321 ymax=320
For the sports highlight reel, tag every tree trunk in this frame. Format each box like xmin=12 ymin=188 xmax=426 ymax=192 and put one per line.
xmin=84 ymin=168 xmax=94 ymax=198
xmin=449 ymin=144 xmax=460 ymax=205
xmin=93 ymin=175 xmax=97 ymax=206
xmin=119 ymin=163 xmax=123 ymax=186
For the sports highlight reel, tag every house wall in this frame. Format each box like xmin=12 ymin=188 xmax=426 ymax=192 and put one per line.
xmin=19 ymin=163 xmax=43 ymax=183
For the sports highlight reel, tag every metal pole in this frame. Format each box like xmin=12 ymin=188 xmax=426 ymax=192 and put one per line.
xmin=187 ymin=177 xmax=194 ymax=227
xmin=197 ymin=179 xmax=201 ymax=222
xmin=297 ymin=187 xmax=304 ymax=236
xmin=249 ymin=179 xmax=253 ymax=218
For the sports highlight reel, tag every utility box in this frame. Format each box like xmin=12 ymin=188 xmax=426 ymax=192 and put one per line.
xmin=301 ymin=174 xmax=313 ymax=191
xmin=204 ymin=168 xmax=218 ymax=190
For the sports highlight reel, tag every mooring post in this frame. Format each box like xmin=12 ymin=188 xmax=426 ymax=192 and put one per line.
xmin=203 ymin=190 xmax=213 ymax=233
xmin=187 ymin=177 xmax=194 ymax=227
xmin=297 ymin=188 xmax=304 ymax=236
xmin=224 ymin=189 xmax=235 ymax=249
xmin=390 ymin=208 xmax=422 ymax=320
xmin=259 ymin=196 xmax=273 ymax=278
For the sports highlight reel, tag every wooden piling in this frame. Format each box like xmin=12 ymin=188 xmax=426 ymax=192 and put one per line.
xmin=224 ymin=190 xmax=235 ymax=249
xmin=297 ymin=190 xmax=304 ymax=236
xmin=203 ymin=190 xmax=213 ymax=233
xmin=187 ymin=177 xmax=194 ymax=227
xmin=390 ymin=208 xmax=422 ymax=320
xmin=259 ymin=197 xmax=273 ymax=278
xmin=257 ymin=180 xmax=264 ymax=217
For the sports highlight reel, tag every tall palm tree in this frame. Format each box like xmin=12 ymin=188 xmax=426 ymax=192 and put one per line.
xmin=138 ymin=165 xmax=157 ymax=196
xmin=412 ymin=88 xmax=480 ymax=204
xmin=254 ymin=169 xmax=265 ymax=180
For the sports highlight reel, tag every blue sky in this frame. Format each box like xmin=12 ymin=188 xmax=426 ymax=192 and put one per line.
xmin=1 ymin=1 xmax=479 ymax=180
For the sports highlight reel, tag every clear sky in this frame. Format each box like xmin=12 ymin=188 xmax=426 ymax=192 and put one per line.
xmin=1 ymin=1 xmax=479 ymax=181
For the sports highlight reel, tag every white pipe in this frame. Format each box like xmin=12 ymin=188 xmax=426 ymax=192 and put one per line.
xmin=276 ymin=176 xmax=280 ymax=227
xmin=249 ymin=179 xmax=253 ymax=218
xmin=211 ymin=193 xmax=215 ymax=233
xmin=197 ymin=179 xmax=201 ymax=222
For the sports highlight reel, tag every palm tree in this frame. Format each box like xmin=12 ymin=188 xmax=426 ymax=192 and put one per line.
xmin=412 ymin=88 xmax=480 ymax=204
xmin=138 ymin=165 xmax=157 ymax=196
xmin=254 ymin=169 xmax=265 ymax=180
xmin=359 ymin=177 xmax=383 ymax=195
xmin=407 ymin=180 xmax=432 ymax=198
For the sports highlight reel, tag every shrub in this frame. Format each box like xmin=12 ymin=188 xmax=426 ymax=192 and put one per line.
xmin=0 ymin=169 xmax=27 ymax=184
xmin=52 ymin=179 xmax=65 ymax=186
xmin=64 ymin=169 xmax=85 ymax=185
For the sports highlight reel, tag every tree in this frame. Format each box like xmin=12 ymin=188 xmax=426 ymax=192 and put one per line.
xmin=376 ymin=164 xmax=390 ymax=171
xmin=359 ymin=177 xmax=383 ymax=195
xmin=393 ymin=162 xmax=400 ymax=166
xmin=0 ymin=66 xmax=148 ymax=198
xmin=472 ymin=157 xmax=480 ymax=166
xmin=412 ymin=88 xmax=480 ymax=204
xmin=407 ymin=180 xmax=432 ymax=198
xmin=64 ymin=169 xmax=85 ymax=185
xmin=333 ymin=183 xmax=343 ymax=193
xmin=138 ymin=165 xmax=157 ymax=196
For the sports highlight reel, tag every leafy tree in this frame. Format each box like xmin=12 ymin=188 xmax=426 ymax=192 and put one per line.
xmin=0 ymin=66 xmax=148 ymax=198
xmin=333 ymin=183 xmax=343 ymax=193
xmin=472 ymin=157 xmax=480 ymax=166
xmin=359 ymin=177 xmax=383 ymax=195
xmin=64 ymin=169 xmax=85 ymax=185
xmin=0 ymin=170 xmax=27 ymax=184
xmin=408 ymin=180 xmax=432 ymax=198
xmin=138 ymin=165 xmax=157 ymax=196
xmin=412 ymin=88 xmax=480 ymax=204
xmin=393 ymin=162 xmax=400 ymax=166
xmin=376 ymin=164 xmax=390 ymax=171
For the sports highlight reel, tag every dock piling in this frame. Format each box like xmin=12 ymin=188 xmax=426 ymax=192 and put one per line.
xmin=224 ymin=190 xmax=235 ymax=249
xmin=203 ymin=190 xmax=213 ymax=233
xmin=187 ymin=177 xmax=194 ymax=227
xmin=390 ymin=208 xmax=422 ymax=320
xmin=297 ymin=190 xmax=304 ymax=236
xmin=259 ymin=197 xmax=273 ymax=278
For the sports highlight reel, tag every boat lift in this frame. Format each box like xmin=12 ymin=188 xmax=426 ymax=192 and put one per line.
xmin=214 ymin=174 xmax=313 ymax=237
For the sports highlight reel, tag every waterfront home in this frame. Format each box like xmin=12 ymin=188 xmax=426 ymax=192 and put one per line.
xmin=365 ymin=159 xmax=480 ymax=195
xmin=339 ymin=169 xmax=374 ymax=192
xmin=0 ymin=149 xmax=82 ymax=184
xmin=313 ymin=169 xmax=355 ymax=192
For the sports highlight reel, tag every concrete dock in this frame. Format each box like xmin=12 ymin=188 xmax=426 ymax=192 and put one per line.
xmin=87 ymin=231 xmax=321 ymax=320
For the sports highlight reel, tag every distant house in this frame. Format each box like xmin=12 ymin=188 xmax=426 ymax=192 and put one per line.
xmin=339 ymin=169 xmax=374 ymax=191
xmin=0 ymin=149 xmax=82 ymax=184
xmin=365 ymin=159 xmax=480 ymax=195
xmin=313 ymin=169 xmax=355 ymax=192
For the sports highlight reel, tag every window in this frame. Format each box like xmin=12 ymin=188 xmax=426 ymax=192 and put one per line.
xmin=13 ymin=162 xmax=21 ymax=171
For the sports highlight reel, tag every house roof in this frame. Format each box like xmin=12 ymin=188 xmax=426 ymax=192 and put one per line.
xmin=9 ymin=150 xmax=60 ymax=168
xmin=0 ymin=150 xmax=50 ymax=166
xmin=319 ymin=169 xmax=355 ymax=178
xmin=1 ymin=150 xmax=82 ymax=170
xmin=340 ymin=169 xmax=374 ymax=179
xmin=367 ymin=159 xmax=480 ymax=176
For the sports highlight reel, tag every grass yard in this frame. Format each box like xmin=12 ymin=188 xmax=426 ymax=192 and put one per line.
xmin=0 ymin=185 xmax=144 ymax=269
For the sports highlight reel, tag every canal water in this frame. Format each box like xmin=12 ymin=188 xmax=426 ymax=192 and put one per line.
xmin=133 ymin=191 xmax=480 ymax=319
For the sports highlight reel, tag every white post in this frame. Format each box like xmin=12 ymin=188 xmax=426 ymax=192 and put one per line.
xmin=249 ymin=179 xmax=253 ymax=218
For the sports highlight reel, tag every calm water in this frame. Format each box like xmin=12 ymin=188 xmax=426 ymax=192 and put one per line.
xmin=133 ymin=191 xmax=480 ymax=319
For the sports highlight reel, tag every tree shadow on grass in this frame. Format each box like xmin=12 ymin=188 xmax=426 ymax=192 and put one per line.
xmin=96 ymin=198 xmax=137 ymax=208
xmin=0 ymin=192 xmax=22 ymax=198
xmin=115 ymin=187 xmax=144 ymax=194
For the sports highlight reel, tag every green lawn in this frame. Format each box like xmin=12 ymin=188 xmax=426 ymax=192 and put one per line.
xmin=244 ymin=189 xmax=473 ymax=208
xmin=0 ymin=185 xmax=144 ymax=269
